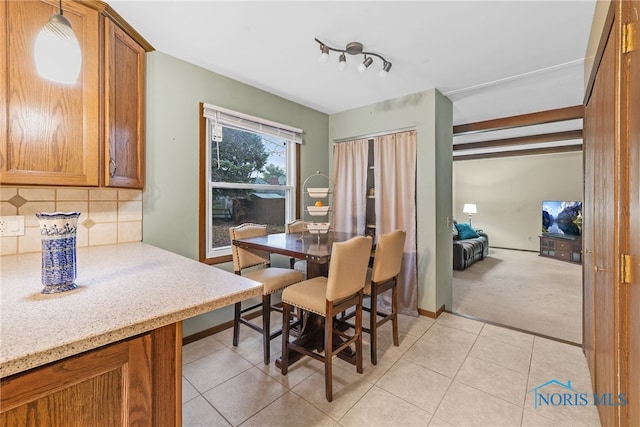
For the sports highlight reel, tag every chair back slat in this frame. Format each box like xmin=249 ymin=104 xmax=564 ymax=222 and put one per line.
xmin=286 ymin=220 xmax=306 ymax=233
xmin=326 ymin=236 xmax=372 ymax=301
xmin=229 ymin=223 xmax=269 ymax=272
xmin=371 ymin=230 xmax=406 ymax=282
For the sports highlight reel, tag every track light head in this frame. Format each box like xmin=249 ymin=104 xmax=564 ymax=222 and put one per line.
xmin=378 ymin=61 xmax=392 ymax=78
xmin=318 ymin=44 xmax=330 ymax=64
xmin=338 ymin=53 xmax=347 ymax=72
xmin=357 ymin=56 xmax=373 ymax=73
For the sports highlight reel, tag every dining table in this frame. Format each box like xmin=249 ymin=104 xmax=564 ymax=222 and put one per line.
xmin=231 ymin=230 xmax=364 ymax=369
xmin=231 ymin=230 xmax=360 ymax=279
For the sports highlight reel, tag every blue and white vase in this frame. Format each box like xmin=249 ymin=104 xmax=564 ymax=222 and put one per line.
xmin=36 ymin=212 xmax=81 ymax=294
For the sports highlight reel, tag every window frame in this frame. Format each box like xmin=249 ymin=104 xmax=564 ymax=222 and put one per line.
xmin=199 ymin=103 xmax=301 ymax=264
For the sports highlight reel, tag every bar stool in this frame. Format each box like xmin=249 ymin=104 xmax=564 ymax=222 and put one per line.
xmin=286 ymin=219 xmax=307 ymax=275
xmin=280 ymin=235 xmax=373 ymax=402
xmin=364 ymin=229 xmax=406 ymax=365
xmin=230 ymin=223 xmax=304 ymax=364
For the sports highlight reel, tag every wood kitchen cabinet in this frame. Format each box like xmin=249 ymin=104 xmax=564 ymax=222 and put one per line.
xmin=0 ymin=0 xmax=151 ymax=189
xmin=0 ymin=323 xmax=181 ymax=427
xmin=0 ymin=0 xmax=100 ymax=186
xmin=104 ymin=19 xmax=146 ymax=188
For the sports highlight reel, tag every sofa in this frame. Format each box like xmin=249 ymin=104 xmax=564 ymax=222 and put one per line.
xmin=452 ymin=222 xmax=489 ymax=271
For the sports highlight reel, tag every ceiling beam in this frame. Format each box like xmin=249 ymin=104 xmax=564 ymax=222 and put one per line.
xmin=452 ymin=105 xmax=584 ymax=136
xmin=453 ymin=129 xmax=583 ymax=151
xmin=453 ymin=144 xmax=582 ymax=161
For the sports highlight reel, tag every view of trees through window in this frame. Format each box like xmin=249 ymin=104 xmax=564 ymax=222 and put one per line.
xmin=209 ymin=126 xmax=291 ymax=249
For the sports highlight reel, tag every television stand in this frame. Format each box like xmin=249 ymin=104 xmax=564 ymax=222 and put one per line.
xmin=539 ymin=235 xmax=582 ymax=264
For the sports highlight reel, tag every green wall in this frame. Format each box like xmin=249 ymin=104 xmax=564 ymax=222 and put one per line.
xmin=328 ymin=89 xmax=453 ymax=314
xmin=142 ymin=52 xmax=329 ymax=336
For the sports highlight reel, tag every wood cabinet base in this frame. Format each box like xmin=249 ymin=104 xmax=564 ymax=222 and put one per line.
xmin=0 ymin=323 xmax=181 ymax=427
xmin=539 ymin=235 xmax=582 ymax=264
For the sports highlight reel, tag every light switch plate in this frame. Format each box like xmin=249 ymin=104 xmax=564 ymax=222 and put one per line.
xmin=0 ymin=215 xmax=25 ymax=237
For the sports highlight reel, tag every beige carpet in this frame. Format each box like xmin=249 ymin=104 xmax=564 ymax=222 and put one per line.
xmin=452 ymin=247 xmax=582 ymax=344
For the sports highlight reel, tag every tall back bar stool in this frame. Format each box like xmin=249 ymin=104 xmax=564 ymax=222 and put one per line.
xmin=230 ymin=223 xmax=304 ymax=364
xmin=364 ymin=229 xmax=406 ymax=365
xmin=280 ymin=235 xmax=373 ymax=402
xmin=286 ymin=220 xmax=307 ymax=275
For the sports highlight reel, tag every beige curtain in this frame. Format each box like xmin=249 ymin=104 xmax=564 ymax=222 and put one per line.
xmin=374 ymin=130 xmax=418 ymax=316
xmin=332 ymin=139 xmax=369 ymax=233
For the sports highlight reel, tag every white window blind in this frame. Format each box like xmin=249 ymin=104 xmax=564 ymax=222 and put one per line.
xmin=203 ymin=103 xmax=303 ymax=144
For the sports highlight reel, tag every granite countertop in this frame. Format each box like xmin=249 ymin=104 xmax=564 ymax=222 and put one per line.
xmin=0 ymin=242 xmax=261 ymax=378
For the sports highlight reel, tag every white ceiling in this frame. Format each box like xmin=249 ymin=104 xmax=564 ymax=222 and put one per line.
xmin=106 ymin=0 xmax=596 ymax=130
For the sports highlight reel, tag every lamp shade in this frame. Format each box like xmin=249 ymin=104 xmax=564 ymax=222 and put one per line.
xmin=34 ymin=14 xmax=82 ymax=84
xmin=463 ymin=204 xmax=477 ymax=214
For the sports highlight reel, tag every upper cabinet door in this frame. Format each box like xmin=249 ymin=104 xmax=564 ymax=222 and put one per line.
xmin=0 ymin=0 xmax=100 ymax=186
xmin=104 ymin=19 xmax=145 ymax=189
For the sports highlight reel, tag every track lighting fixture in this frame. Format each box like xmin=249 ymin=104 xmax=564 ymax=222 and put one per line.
xmin=34 ymin=0 xmax=82 ymax=84
xmin=315 ymin=38 xmax=392 ymax=77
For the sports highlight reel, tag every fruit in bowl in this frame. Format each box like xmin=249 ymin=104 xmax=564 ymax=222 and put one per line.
xmin=315 ymin=200 xmax=324 ymax=207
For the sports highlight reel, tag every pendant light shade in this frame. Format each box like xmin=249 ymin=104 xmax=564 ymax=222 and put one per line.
xmin=34 ymin=5 xmax=82 ymax=84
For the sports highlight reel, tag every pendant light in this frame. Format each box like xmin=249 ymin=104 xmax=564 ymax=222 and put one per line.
xmin=34 ymin=0 xmax=82 ymax=84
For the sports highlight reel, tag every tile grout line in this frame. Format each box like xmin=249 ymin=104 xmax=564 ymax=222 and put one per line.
xmin=427 ymin=320 xmax=486 ymax=424
xmin=334 ymin=330 xmax=424 ymax=425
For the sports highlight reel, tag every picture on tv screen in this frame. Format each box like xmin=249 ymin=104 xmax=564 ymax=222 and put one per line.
xmin=542 ymin=201 xmax=582 ymax=237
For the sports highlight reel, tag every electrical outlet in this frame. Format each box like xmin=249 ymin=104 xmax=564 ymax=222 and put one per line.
xmin=0 ymin=215 xmax=25 ymax=237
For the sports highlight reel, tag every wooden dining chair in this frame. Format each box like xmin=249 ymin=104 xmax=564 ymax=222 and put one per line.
xmin=230 ymin=223 xmax=304 ymax=365
xmin=286 ymin=220 xmax=307 ymax=274
xmin=280 ymin=235 xmax=373 ymax=402
xmin=364 ymin=229 xmax=406 ymax=365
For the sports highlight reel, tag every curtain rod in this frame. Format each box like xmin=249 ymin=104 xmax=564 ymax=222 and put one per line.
xmin=332 ymin=126 xmax=416 ymax=144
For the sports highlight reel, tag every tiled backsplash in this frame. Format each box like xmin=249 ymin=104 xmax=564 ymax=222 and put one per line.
xmin=0 ymin=187 xmax=142 ymax=256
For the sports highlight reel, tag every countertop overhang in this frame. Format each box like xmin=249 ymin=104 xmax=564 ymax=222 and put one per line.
xmin=0 ymin=242 xmax=261 ymax=378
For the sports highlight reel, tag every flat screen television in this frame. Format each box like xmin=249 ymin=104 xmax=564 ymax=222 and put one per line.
xmin=542 ymin=201 xmax=582 ymax=238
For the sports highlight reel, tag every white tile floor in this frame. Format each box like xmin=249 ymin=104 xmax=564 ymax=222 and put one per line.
xmin=182 ymin=312 xmax=602 ymax=427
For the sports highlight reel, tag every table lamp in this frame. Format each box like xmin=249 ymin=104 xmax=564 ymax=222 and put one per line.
xmin=463 ymin=204 xmax=477 ymax=227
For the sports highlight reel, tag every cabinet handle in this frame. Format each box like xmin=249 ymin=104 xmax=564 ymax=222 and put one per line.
xmin=109 ymin=158 xmax=117 ymax=178
xmin=594 ymin=265 xmax=607 ymax=273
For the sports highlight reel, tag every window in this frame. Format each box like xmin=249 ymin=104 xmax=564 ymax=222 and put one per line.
xmin=201 ymin=103 xmax=302 ymax=261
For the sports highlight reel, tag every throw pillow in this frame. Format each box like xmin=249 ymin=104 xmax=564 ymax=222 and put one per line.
xmin=455 ymin=223 xmax=479 ymax=239
xmin=452 ymin=218 xmax=459 ymax=239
